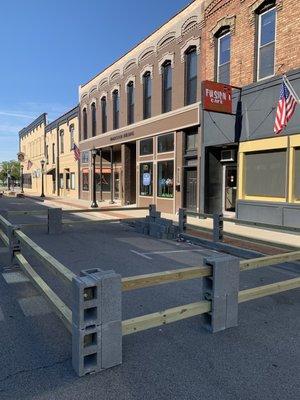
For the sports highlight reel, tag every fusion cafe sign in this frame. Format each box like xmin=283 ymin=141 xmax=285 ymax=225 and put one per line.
xmin=202 ymin=80 xmax=233 ymax=114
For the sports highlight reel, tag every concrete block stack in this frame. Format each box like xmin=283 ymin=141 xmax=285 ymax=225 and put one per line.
xmin=135 ymin=205 xmax=179 ymax=239
xmin=72 ymin=268 xmax=122 ymax=377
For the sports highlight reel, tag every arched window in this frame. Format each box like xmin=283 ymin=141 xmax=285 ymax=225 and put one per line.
xmin=101 ymin=97 xmax=107 ymax=133
xmin=60 ymin=129 xmax=64 ymax=154
xmin=69 ymin=124 xmax=75 ymax=150
xmin=256 ymin=1 xmax=276 ymax=80
xmin=216 ymin=28 xmax=231 ymax=84
xmin=82 ymin=108 xmax=87 ymax=140
xmin=143 ymin=72 xmax=152 ymax=119
xmin=162 ymin=61 xmax=172 ymax=113
xmin=127 ymin=81 xmax=135 ymax=125
xmin=185 ymin=46 xmax=197 ymax=105
xmin=112 ymin=90 xmax=120 ymax=130
xmin=91 ymin=102 xmax=96 ymax=137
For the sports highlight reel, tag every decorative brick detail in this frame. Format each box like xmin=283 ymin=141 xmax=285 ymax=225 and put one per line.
xmin=210 ymin=15 xmax=236 ymax=47
xmin=248 ymin=0 xmax=283 ymax=25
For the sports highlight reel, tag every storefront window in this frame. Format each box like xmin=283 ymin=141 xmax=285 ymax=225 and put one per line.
xmin=140 ymin=138 xmax=153 ymax=156
xmin=82 ymin=172 xmax=89 ymax=191
xmin=70 ymin=173 xmax=75 ymax=190
xmin=81 ymin=151 xmax=89 ymax=164
xmin=66 ymin=173 xmax=70 ymax=190
xmin=96 ymin=173 xmax=111 ymax=192
xmin=59 ymin=173 xmax=64 ymax=189
xmin=185 ymin=132 xmax=197 ymax=151
xmin=295 ymin=148 xmax=300 ymax=199
xmin=157 ymin=160 xmax=174 ymax=198
xmin=158 ymin=133 xmax=174 ymax=153
xmin=140 ymin=163 xmax=153 ymax=196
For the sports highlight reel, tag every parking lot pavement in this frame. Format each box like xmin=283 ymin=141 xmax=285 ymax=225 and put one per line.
xmin=0 ymin=196 xmax=299 ymax=400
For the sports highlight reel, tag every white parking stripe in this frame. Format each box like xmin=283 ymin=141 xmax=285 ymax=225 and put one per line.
xmin=2 ymin=272 xmax=30 ymax=284
xmin=143 ymin=249 xmax=208 ymax=255
xmin=18 ymin=296 xmax=52 ymax=317
xmin=130 ymin=250 xmax=152 ymax=259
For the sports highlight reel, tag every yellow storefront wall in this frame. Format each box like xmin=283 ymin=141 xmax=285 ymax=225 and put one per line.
xmin=238 ymin=134 xmax=300 ymax=204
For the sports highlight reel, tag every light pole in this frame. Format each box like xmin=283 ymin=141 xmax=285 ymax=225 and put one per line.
xmin=91 ymin=148 xmax=98 ymax=208
xmin=20 ymin=165 xmax=24 ymax=194
xmin=7 ymin=170 xmax=11 ymax=191
xmin=40 ymin=159 xmax=45 ymax=198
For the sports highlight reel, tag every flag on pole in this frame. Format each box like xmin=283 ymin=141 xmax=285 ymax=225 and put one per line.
xmin=274 ymin=76 xmax=299 ymax=134
xmin=73 ymin=144 xmax=81 ymax=161
xmin=27 ymin=160 xmax=33 ymax=170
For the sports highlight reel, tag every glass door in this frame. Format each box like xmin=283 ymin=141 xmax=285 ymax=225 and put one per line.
xmin=223 ymin=165 xmax=237 ymax=213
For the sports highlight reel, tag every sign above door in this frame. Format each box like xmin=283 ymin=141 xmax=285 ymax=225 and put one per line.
xmin=202 ymin=80 xmax=233 ymax=114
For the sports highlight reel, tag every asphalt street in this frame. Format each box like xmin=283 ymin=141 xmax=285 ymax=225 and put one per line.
xmin=0 ymin=197 xmax=299 ymax=400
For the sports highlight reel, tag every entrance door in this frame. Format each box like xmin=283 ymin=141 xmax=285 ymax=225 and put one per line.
xmin=223 ymin=165 xmax=237 ymax=213
xmin=114 ymin=171 xmax=120 ymax=200
xmin=185 ymin=168 xmax=197 ymax=211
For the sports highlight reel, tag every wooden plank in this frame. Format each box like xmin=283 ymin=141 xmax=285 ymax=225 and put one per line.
xmin=7 ymin=210 xmax=48 ymax=216
xmin=63 ymin=206 xmax=148 ymax=214
xmin=15 ymin=252 xmax=72 ymax=333
xmin=0 ymin=229 xmax=9 ymax=246
xmin=238 ymin=277 xmax=300 ymax=303
xmin=122 ymin=266 xmax=211 ymax=292
xmin=15 ymin=230 xmax=76 ymax=284
xmin=0 ymin=214 xmax=13 ymax=229
xmin=122 ymin=301 xmax=211 ymax=336
xmin=240 ymin=250 xmax=300 ymax=271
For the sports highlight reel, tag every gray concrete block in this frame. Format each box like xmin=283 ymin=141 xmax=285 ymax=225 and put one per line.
xmin=178 ymin=208 xmax=187 ymax=233
xmin=149 ymin=204 xmax=156 ymax=217
xmin=213 ymin=213 xmax=224 ymax=242
xmin=48 ymin=208 xmax=62 ymax=235
xmin=203 ymin=255 xmax=239 ymax=333
xmin=101 ymin=272 xmax=122 ymax=324
xmin=72 ymin=324 xmax=102 ymax=377
xmin=0 ymin=248 xmax=10 ymax=270
xmin=101 ymin=321 xmax=122 ymax=369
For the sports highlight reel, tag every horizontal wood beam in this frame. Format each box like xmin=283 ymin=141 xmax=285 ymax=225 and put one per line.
xmin=238 ymin=277 xmax=300 ymax=303
xmin=15 ymin=230 xmax=76 ymax=284
xmin=15 ymin=252 xmax=72 ymax=333
xmin=240 ymin=250 xmax=300 ymax=271
xmin=122 ymin=301 xmax=211 ymax=336
xmin=0 ymin=228 xmax=9 ymax=246
xmin=63 ymin=207 xmax=148 ymax=214
xmin=6 ymin=210 xmax=48 ymax=216
xmin=122 ymin=266 xmax=211 ymax=292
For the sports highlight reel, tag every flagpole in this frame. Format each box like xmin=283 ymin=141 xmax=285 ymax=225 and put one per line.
xmin=283 ymin=75 xmax=300 ymax=104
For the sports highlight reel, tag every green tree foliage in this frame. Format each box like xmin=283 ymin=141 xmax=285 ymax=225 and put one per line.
xmin=0 ymin=160 xmax=20 ymax=185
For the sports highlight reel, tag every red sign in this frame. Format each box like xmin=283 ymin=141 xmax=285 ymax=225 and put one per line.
xmin=202 ymin=80 xmax=233 ymax=114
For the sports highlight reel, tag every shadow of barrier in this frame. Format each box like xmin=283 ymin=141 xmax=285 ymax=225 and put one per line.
xmin=0 ymin=212 xmax=299 ymax=377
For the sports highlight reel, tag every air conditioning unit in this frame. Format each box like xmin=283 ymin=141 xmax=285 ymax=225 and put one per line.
xmin=221 ymin=149 xmax=236 ymax=162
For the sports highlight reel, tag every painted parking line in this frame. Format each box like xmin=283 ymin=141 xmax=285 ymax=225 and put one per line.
xmin=18 ymin=296 xmax=52 ymax=317
xmin=0 ymin=306 xmax=4 ymax=321
xmin=130 ymin=250 xmax=152 ymax=259
xmin=2 ymin=272 xmax=30 ymax=284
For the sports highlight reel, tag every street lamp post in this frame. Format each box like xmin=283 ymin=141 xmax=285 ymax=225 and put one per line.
xmin=20 ymin=165 xmax=24 ymax=194
xmin=40 ymin=159 xmax=45 ymax=198
xmin=7 ymin=170 xmax=11 ymax=191
xmin=91 ymin=148 xmax=98 ymax=208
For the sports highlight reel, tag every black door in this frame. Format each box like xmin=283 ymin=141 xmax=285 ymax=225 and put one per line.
xmin=184 ymin=168 xmax=197 ymax=211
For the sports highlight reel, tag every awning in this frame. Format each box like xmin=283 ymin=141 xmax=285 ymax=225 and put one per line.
xmin=46 ymin=167 xmax=56 ymax=175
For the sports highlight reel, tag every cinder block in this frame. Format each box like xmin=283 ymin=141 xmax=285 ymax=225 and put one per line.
xmin=149 ymin=204 xmax=156 ymax=217
xmin=48 ymin=208 xmax=62 ymax=234
xmin=203 ymin=255 xmax=239 ymax=333
xmin=213 ymin=213 xmax=224 ymax=242
xmin=72 ymin=324 xmax=102 ymax=377
xmin=101 ymin=321 xmax=122 ymax=369
xmin=178 ymin=208 xmax=187 ymax=233
xmin=7 ymin=225 xmax=20 ymax=266
xmin=0 ymin=247 xmax=10 ymax=270
xmin=101 ymin=272 xmax=122 ymax=324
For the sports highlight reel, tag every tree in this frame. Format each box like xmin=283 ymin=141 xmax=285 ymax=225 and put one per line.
xmin=0 ymin=160 xmax=20 ymax=186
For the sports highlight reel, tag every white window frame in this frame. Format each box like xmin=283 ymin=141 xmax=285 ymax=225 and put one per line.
xmin=217 ymin=31 xmax=231 ymax=83
xmin=257 ymin=7 xmax=277 ymax=81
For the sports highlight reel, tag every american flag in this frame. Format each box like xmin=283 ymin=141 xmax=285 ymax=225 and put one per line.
xmin=73 ymin=144 xmax=80 ymax=161
xmin=27 ymin=160 xmax=33 ymax=170
xmin=274 ymin=76 xmax=298 ymax=134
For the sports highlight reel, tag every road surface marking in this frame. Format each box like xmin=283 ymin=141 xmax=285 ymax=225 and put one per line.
xmin=130 ymin=250 xmax=152 ymax=259
xmin=2 ymin=272 xmax=30 ymax=284
xmin=143 ymin=249 xmax=208 ymax=255
xmin=18 ymin=296 xmax=52 ymax=317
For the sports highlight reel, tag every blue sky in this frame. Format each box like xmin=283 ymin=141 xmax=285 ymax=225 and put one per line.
xmin=0 ymin=0 xmax=190 ymax=162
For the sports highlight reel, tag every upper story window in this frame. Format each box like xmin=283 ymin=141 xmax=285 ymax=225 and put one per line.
xmin=143 ymin=72 xmax=152 ymax=119
xmin=140 ymin=138 xmax=153 ymax=156
xmin=158 ymin=133 xmax=174 ymax=153
xmin=112 ymin=90 xmax=120 ymax=130
xmin=82 ymin=108 xmax=87 ymax=140
xmin=46 ymin=145 xmax=49 ymax=164
xmin=185 ymin=47 xmax=197 ymax=105
xmin=91 ymin=102 xmax=96 ymax=137
xmin=69 ymin=124 xmax=75 ymax=150
xmin=52 ymin=143 xmax=55 ymax=164
xmin=162 ymin=61 xmax=172 ymax=113
xmin=217 ymin=30 xmax=231 ymax=84
xmin=60 ymin=130 xmax=64 ymax=154
xmin=127 ymin=81 xmax=135 ymax=125
xmin=81 ymin=150 xmax=90 ymax=164
xmin=257 ymin=4 xmax=276 ymax=80
xmin=101 ymin=97 xmax=107 ymax=133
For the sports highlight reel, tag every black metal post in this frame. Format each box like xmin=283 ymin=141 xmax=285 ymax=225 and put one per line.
xmin=40 ymin=161 xmax=45 ymax=198
xmin=91 ymin=148 xmax=98 ymax=208
xmin=20 ymin=165 xmax=24 ymax=194
xmin=7 ymin=170 xmax=11 ymax=191
xmin=109 ymin=146 xmax=114 ymax=204
xmin=99 ymin=149 xmax=103 ymax=202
